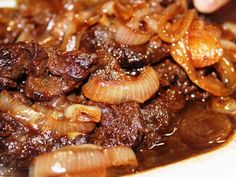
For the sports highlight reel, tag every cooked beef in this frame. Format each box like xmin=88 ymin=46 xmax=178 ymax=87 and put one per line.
xmin=0 ymin=77 xmax=17 ymax=90
xmin=112 ymin=42 xmax=170 ymax=68
xmin=0 ymin=113 xmax=88 ymax=168
xmin=155 ymin=59 xmax=210 ymax=101
xmin=140 ymin=86 xmax=186 ymax=148
xmin=47 ymin=49 xmax=97 ymax=82
xmin=89 ymin=102 xmax=144 ymax=148
xmin=24 ymin=48 xmax=97 ymax=101
xmin=0 ymin=43 xmax=29 ymax=80
xmin=0 ymin=41 xmax=97 ymax=101
xmin=80 ymin=26 xmax=170 ymax=68
xmin=24 ymin=75 xmax=74 ymax=101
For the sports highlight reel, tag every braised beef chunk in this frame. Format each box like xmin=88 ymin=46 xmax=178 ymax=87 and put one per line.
xmin=47 ymin=49 xmax=97 ymax=82
xmin=0 ymin=41 xmax=97 ymax=100
xmin=89 ymin=102 xmax=144 ymax=148
xmin=0 ymin=113 xmax=88 ymax=168
xmin=24 ymin=75 xmax=73 ymax=101
xmin=155 ymin=59 xmax=210 ymax=101
xmin=80 ymin=26 xmax=170 ymax=68
xmin=0 ymin=77 xmax=17 ymax=90
xmin=0 ymin=43 xmax=29 ymax=80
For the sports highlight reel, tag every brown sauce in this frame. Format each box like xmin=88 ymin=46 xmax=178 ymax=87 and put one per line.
xmin=0 ymin=1 xmax=236 ymax=177
xmin=107 ymin=101 xmax=236 ymax=176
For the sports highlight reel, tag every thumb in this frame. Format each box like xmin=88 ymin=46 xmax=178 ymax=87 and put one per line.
xmin=193 ymin=0 xmax=230 ymax=13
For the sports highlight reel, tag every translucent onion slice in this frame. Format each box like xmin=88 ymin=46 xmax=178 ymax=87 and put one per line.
xmin=188 ymin=31 xmax=223 ymax=68
xmin=82 ymin=66 xmax=159 ymax=104
xmin=171 ymin=39 xmax=236 ymax=96
xmin=64 ymin=104 xmax=101 ymax=122
xmin=104 ymin=146 xmax=138 ymax=167
xmin=29 ymin=145 xmax=107 ymax=177
xmin=0 ymin=0 xmax=17 ymax=8
xmin=114 ymin=21 xmax=150 ymax=45
xmin=223 ymin=22 xmax=236 ymax=37
xmin=32 ymin=103 xmax=64 ymax=120
xmin=29 ymin=144 xmax=138 ymax=177
xmin=101 ymin=0 xmax=115 ymax=15
xmin=0 ymin=91 xmax=95 ymax=135
xmin=158 ymin=4 xmax=196 ymax=43
xmin=211 ymin=97 xmax=236 ymax=115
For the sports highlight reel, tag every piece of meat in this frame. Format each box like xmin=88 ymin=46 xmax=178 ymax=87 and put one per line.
xmin=80 ymin=26 xmax=170 ymax=68
xmin=155 ymin=59 xmax=210 ymax=101
xmin=0 ymin=43 xmax=29 ymax=80
xmin=24 ymin=75 xmax=74 ymax=101
xmin=0 ymin=42 xmax=48 ymax=80
xmin=47 ymin=48 xmax=97 ymax=82
xmin=141 ymin=98 xmax=171 ymax=148
xmin=140 ymin=85 xmax=186 ymax=148
xmin=0 ymin=113 xmax=88 ymax=168
xmin=0 ymin=77 xmax=17 ymax=90
xmin=89 ymin=102 xmax=144 ymax=148
xmin=0 ymin=41 xmax=97 ymax=101
xmin=24 ymin=48 xmax=97 ymax=101
xmin=112 ymin=42 xmax=170 ymax=68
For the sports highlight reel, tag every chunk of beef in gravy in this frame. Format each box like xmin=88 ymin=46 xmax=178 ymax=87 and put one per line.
xmin=0 ymin=42 xmax=48 ymax=80
xmin=24 ymin=47 xmax=97 ymax=101
xmin=89 ymin=102 xmax=144 ymax=148
xmin=80 ymin=26 xmax=170 ymax=68
xmin=0 ymin=113 xmax=88 ymax=168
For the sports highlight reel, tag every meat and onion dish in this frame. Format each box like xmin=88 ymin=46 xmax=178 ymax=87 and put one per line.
xmin=0 ymin=0 xmax=236 ymax=176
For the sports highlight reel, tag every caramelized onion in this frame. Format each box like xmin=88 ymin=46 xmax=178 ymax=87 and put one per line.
xmin=64 ymin=104 xmax=101 ymax=122
xmin=188 ymin=31 xmax=223 ymax=68
xmin=114 ymin=21 xmax=150 ymax=45
xmin=32 ymin=103 xmax=64 ymax=119
xmin=211 ymin=97 xmax=236 ymax=115
xmin=158 ymin=4 xmax=195 ymax=43
xmin=29 ymin=145 xmax=107 ymax=177
xmin=171 ymin=39 xmax=236 ymax=96
xmin=0 ymin=0 xmax=17 ymax=8
xmin=104 ymin=146 xmax=138 ymax=167
xmin=82 ymin=66 xmax=159 ymax=104
xmin=101 ymin=0 xmax=115 ymax=15
xmin=29 ymin=144 xmax=138 ymax=177
xmin=0 ymin=91 xmax=95 ymax=135
xmin=223 ymin=22 xmax=236 ymax=37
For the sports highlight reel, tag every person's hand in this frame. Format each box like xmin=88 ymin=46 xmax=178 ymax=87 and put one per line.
xmin=193 ymin=0 xmax=230 ymax=13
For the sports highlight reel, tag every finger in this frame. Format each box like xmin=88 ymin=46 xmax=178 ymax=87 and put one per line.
xmin=193 ymin=0 xmax=230 ymax=13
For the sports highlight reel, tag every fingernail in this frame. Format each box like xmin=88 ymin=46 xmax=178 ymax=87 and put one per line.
xmin=194 ymin=0 xmax=217 ymax=13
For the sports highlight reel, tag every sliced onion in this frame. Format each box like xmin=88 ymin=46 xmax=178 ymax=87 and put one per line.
xmin=104 ymin=146 xmax=138 ymax=167
xmin=82 ymin=66 xmax=159 ymax=104
xmin=114 ymin=21 xmax=150 ymax=45
xmin=0 ymin=0 xmax=17 ymax=8
xmin=158 ymin=4 xmax=196 ymax=43
xmin=0 ymin=91 xmax=95 ymax=135
xmin=29 ymin=145 xmax=107 ymax=177
xmin=101 ymin=0 xmax=115 ymax=15
xmin=143 ymin=15 xmax=159 ymax=33
xmin=220 ymin=39 xmax=236 ymax=58
xmin=211 ymin=97 xmax=236 ymax=115
xmin=64 ymin=104 xmax=101 ymax=122
xmin=188 ymin=31 xmax=223 ymax=68
xmin=49 ymin=96 xmax=71 ymax=110
xmin=29 ymin=144 xmax=138 ymax=177
xmin=171 ymin=39 xmax=236 ymax=96
xmin=32 ymin=103 xmax=64 ymax=120
xmin=223 ymin=22 xmax=236 ymax=37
